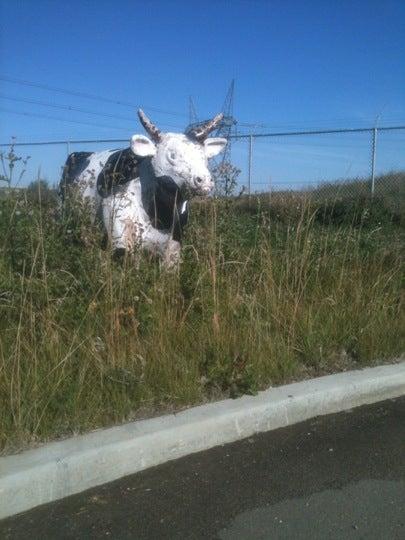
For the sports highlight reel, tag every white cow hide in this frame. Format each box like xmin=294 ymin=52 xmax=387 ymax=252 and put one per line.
xmin=60 ymin=110 xmax=226 ymax=268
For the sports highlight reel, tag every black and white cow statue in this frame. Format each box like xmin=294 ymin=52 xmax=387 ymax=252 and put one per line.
xmin=60 ymin=110 xmax=226 ymax=267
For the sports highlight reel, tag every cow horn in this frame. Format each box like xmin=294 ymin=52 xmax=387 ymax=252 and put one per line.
xmin=137 ymin=109 xmax=161 ymax=142
xmin=187 ymin=113 xmax=224 ymax=142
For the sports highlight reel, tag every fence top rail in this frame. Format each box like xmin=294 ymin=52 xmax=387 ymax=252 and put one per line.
xmin=1 ymin=125 xmax=404 ymax=147
xmin=234 ymin=125 xmax=405 ymax=139
xmin=0 ymin=139 xmax=129 ymax=147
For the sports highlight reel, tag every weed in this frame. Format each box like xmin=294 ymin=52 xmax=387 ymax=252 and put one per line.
xmin=0 ymin=169 xmax=404 ymax=453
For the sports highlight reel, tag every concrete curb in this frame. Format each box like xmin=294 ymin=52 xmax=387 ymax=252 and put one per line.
xmin=1 ymin=361 xmax=404 ymax=520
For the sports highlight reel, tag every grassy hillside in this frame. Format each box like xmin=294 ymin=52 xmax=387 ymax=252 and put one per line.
xmin=0 ymin=183 xmax=404 ymax=454
xmin=233 ymin=171 xmax=405 ymax=226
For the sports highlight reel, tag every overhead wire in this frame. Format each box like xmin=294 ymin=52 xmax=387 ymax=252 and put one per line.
xmin=0 ymin=107 xmax=134 ymax=131
xmin=3 ymin=75 xmax=378 ymax=131
xmin=0 ymin=75 xmax=188 ymax=118
xmin=1 ymin=75 xmax=405 ymax=134
xmin=0 ymin=94 xmax=183 ymax=130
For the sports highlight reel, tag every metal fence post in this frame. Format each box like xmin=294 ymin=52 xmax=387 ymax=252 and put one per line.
xmin=66 ymin=141 xmax=70 ymax=156
xmin=371 ymin=128 xmax=377 ymax=196
xmin=248 ymin=134 xmax=253 ymax=198
xmin=268 ymin=176 xmax=272 ymax=202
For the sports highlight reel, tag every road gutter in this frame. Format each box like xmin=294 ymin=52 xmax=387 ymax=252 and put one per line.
xmin=1 ymin=361 xmax=404 ymax=520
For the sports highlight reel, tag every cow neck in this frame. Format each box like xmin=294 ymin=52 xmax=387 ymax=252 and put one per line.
xmin=148 ymin=175 xmax=188 ymax=241
xmin=154 ymin=175 xmax=184 ymax=205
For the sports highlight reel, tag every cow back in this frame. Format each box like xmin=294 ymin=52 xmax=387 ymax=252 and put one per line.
xmin=60 ymin=151 xmax=93 ymax=199
xmin=97 ymin=148 xmax=141 ymax=197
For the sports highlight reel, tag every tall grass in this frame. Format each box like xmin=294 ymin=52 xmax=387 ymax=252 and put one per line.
xmin=0 ymin=189 xmax=404 ymax=454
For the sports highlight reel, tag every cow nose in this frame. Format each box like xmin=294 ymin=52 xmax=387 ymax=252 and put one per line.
xmin=194 ymin=176 xmax=213 ymax=194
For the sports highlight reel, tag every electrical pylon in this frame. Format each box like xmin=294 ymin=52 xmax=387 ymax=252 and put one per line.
xmin=186 ymin=80 xmax=237 ymax=167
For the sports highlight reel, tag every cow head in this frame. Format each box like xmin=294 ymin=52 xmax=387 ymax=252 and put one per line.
xmin=130 ymin=110 xmax=227 ymax=196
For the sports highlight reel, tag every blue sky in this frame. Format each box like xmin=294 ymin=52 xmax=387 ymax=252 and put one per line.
xmin=0 ymin=0 xmax=404 ymax=188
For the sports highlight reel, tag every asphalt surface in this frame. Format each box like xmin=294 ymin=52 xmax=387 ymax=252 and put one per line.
xmin=1 ymin=396 xmax=404 ymax=540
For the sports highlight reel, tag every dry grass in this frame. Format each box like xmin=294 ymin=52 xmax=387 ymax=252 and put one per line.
xmin=0 ymin=191 xmax=404 ymax=454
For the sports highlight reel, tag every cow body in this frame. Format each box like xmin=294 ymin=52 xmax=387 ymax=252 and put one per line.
xmin=60 ymin=110 xmax=226 ymax=267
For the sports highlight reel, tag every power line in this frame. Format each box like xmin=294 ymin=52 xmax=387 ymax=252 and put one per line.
xmin=0 ymin=75 xmax=188 ymax=118
xmin=0 ymin=107 xmax=133 ymax=131
xmin=2 ymin=75 xmax=404 ymax=133
xmin=0 ymin=94 xmax=183 ymax=130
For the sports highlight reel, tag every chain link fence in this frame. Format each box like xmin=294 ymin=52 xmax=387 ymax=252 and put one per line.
xmin=1 ymin=127 xmax=404 ymax=210
xmin=226 ymin=127 xmax=405 ymax=222
xmin=231 ymin=127 xmax=404 ymax=197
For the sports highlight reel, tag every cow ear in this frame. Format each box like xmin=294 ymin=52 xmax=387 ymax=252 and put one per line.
xmin=130 ymin=135 xmax=156 ymax=157
xmin=204 ymin=138 xmax=227 ymax=159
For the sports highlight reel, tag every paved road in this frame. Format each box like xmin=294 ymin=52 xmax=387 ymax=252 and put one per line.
xmin=1 ymin=397 xmax=404 ymax=539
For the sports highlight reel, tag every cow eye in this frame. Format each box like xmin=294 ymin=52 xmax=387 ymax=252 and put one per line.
xmin=168 ymin=150 xmax=177 ymax=163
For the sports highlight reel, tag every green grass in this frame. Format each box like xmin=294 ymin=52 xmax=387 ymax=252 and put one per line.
xmin=0 ymin=185 xmax=404 ymax=454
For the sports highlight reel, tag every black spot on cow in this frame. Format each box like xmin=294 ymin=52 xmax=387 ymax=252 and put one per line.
xmin=60 ymin=149 xmax=189 ymax=243
xmin=60 ymin=152 xmax=93 ymax=200
xmin=148 ymin=176 xmax=189 ymax=242
xmin=96 ymin=153 xmax=189 ymax=241
xmin=96 ymin=148 xmax=140 ymax=197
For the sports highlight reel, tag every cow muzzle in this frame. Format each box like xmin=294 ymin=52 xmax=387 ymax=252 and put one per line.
xmin=194 ymin=176 xmax=214 ymax=195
